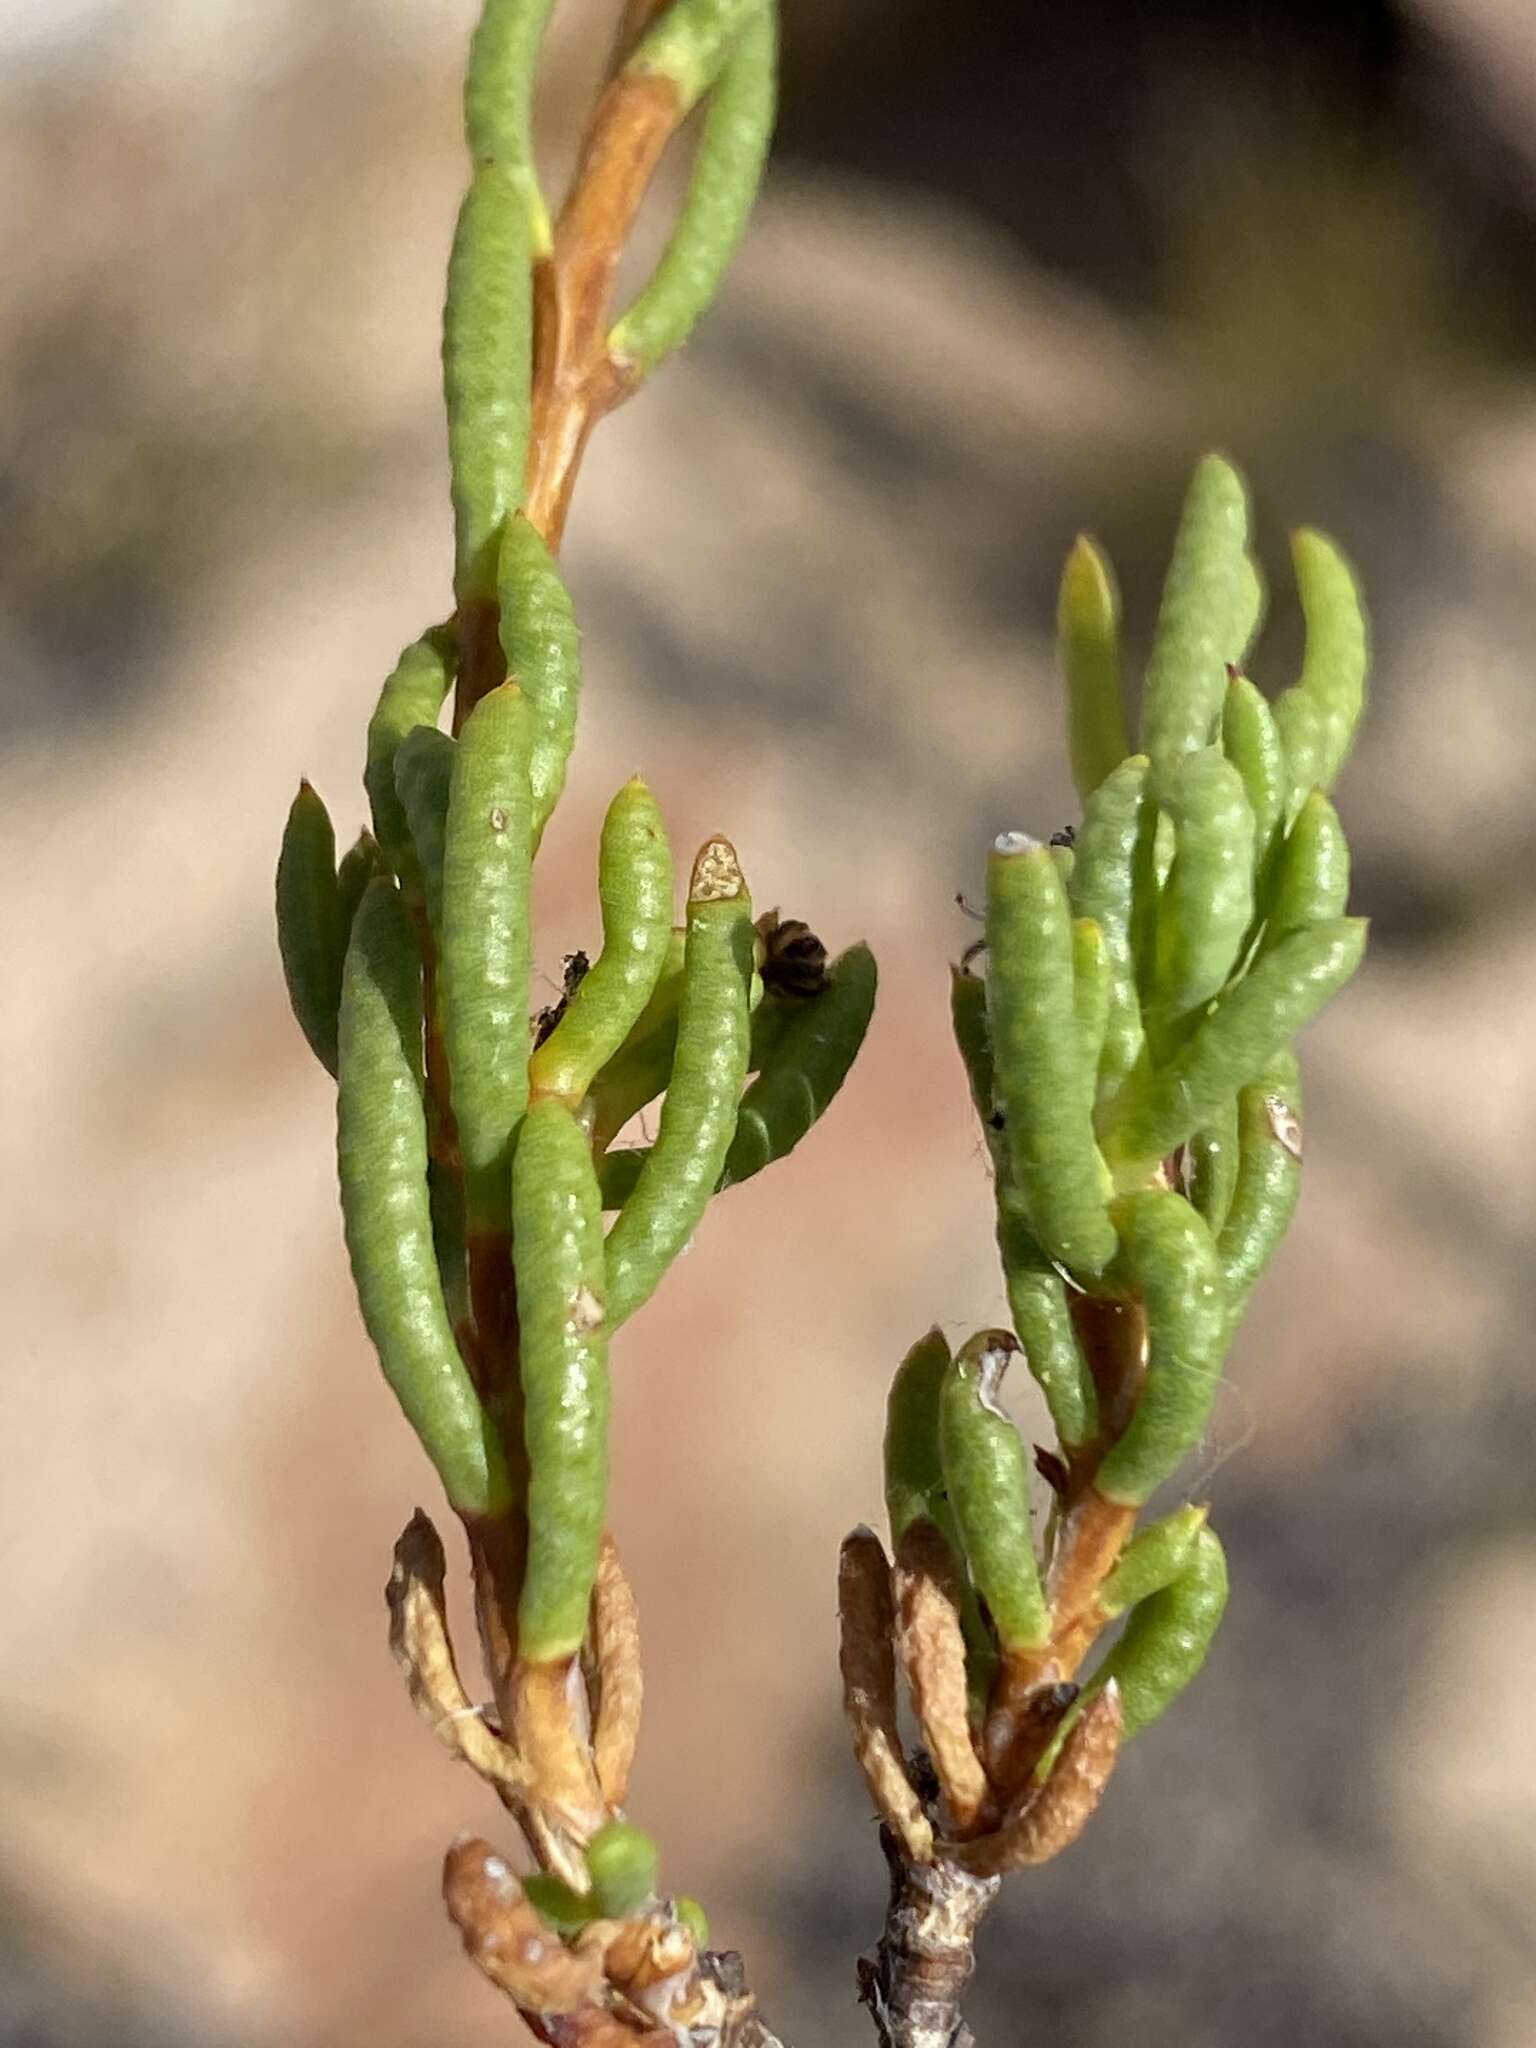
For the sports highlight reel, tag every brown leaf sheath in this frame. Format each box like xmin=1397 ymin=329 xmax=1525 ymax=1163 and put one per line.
xmin=513 ymin=1654 xmax=606 ymax=1840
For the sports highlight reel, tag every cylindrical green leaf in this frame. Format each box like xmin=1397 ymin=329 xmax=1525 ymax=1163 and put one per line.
xmin=393 ymin=725 xmax=457 ymax=934
xmin=1274 ymin=687 xmax=1324 ymax=818
xmin=884 ymin=1327 xmax=952 ymax=1544
xmin=587 ymin=926 xmax=687 ymax=1152
xmin=497 ymin=513 xmax=581 ymax=844
xmin=1182 ymin=1094 xmax=1240 ymax=1239
xmin=1264 ymin=791 xmax=1350 ymax=945
xmin=390 ymin=735 xmax=460 ymax=1319
xmin=1072 ymin=917 xmax=1111 ymax=1117
xmin=1140 ymin=454 xmax=1251 ymax=767
xmin=364 ymin=628 xmax=455 ymax=885
xmin=949 ymin=964 xmax=994 ymax=1124
xmin=1097 ymin=1504 xmax=1209 ymax=1619
xmin=276 ymin=781 xmax=346 ymax=1077
xmin=335 ymin=830 xmax=384 ymax=935
xmin=440 ymin=681 xmax=535 ymax=1231
xmin=464 ymin=0 xmax=559 ymax=251
xmin=529 ymin=778 xmax=674 ymax=1104
xmin=1148 ymin=747 xmax=1255 ymax=1025
xmin=513 ymin=1095 xmax=610 ymax=1662
xmin=937 ymin=1331 xmax=1049 ymax=1655
xmin=336 ymin=879 xmax=511 ymax=1514
xmin=604 ymin=839 xmax=754 ymax=1327
xmin=444 ymin=164 xmax=533 ymax=606
xmin=1067 ymin=753 xmax=1150 ymax=1094
xmin=1274 ymin=526 xmax=1368 ymax=809
xmin=996 ymin=1187 xmax=1100 ymax=1452
xmin=1058 ymin=534 xmax=1129 ymax=802
xmin=1218 ymin=1052 xmax=1303 ymax=1326
xmin=1221 ymin=670 xmax=1285 ymax=879
xmin=1101 ymin=917 xmax=1366 ymax=1177
xmin=882 ymin=1329 xmax=1000 ymax=1702
xmin=584 ymin=1821 xmax=660 ymax=1920
xmin=1095 ymin=1190 xmax=1229 ymax=1507
xmin=1087 ymin=1525 xmax=1229 ymax=1737
xmin=609 ymin=3 xmax=776 ymax=375
xmin=719 ymin=941 xmax=876 ymax=1186
xmin=986 ymin=835 xmax=1117 ymax=1279
xmin=950 ymin=968 xmax=1099 ymax=1450
xmin=430 ymin=1156 xmax=470 ymax=1332
xmin=1232 ymin=553 xmax=1266 ymax=667
xmin=745 ymin=973 xmax=810 ymax=1066
xmin=1128 ymin=805 xmax=1175 ymax=1004
xmin=627 ymin=0 xmax=765 ymax=115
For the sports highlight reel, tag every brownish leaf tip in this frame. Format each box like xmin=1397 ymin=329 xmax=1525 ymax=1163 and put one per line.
xmin=388 ymin=1506 xmax=447 ymax=1611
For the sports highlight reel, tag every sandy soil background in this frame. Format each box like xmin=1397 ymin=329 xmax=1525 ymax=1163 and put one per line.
xmin=4 ymin=2 xmax=1535 ymax=2043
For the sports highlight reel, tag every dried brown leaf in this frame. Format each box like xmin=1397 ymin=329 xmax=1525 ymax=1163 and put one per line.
xmin=443 ymin=1835 xmax=606 ymax=2015
xmin=944 ymin=1684 xmax=1123 ymax=1876
xmin=590 ymin=1533 xmax=643 ymax=1810
xmin=838 ymin=1526 xmax=934 ymax=1862
xmin=386 ymin=1510 xmax=529 ymax=1794
xmin=893 ymin=1522 xmax=989 ymax=1835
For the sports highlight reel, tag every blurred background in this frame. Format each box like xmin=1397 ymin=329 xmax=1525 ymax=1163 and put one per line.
xmin=4 ymin=0 xmax=1535 ymax=2042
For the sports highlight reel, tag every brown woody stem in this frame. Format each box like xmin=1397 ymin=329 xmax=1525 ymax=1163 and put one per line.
xmin=452 ymin=68 xmax=681 ymax=725
xmin=859 ymin=1829 xmax=1000 ymax=2048
xmin=524 ymin=71 xmax=678 ymax=547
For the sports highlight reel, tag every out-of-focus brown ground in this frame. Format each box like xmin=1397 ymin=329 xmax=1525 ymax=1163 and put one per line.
xmin=4 ymin=3 xmax=1535 ymax=2044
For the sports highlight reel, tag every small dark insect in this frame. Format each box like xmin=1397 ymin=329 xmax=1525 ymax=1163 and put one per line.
xmin=985 ymin=1108 xmax=1006 ymax=1133
xmin=1048 ymin=825 xmax=1076 ymax=848
xmin=756 ymin=908 xmax=829 ymax=998
xmin=561 ymin=949 xmax=591 ymax=996
xmin=531 ymin=949 xmax=591 ymax=1048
